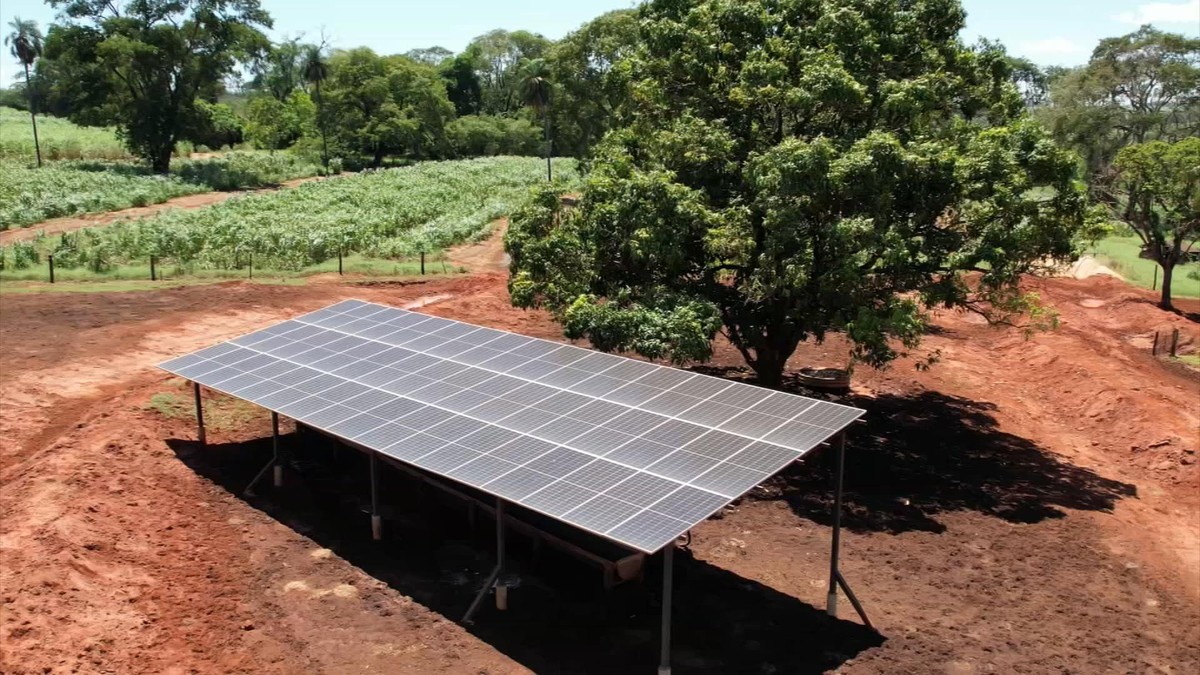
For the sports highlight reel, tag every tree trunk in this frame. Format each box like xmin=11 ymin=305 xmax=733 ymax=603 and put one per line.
xmin=151 ymin=144 xmax=173 ymax=174
xmin=543 ymin=101 xmax=552 ymax=182
xmin=372 ymin=144 xmax=384 ymax=168
xmin=315 ymin=80 xmax=329 ymax=173
xmin=24 ymin=62 xmax=41 ymax=168
xmin=749 ymin=344 xmax=788 ymax=389
xmin=1159 ymin=262 xmax=1174 ymax=311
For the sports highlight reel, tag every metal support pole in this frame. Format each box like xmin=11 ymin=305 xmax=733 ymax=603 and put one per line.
xmin=272 ymin=412 xmax=283 ymax=487
xmin=192 ymin=381 xmax=206 ymax=445
xmin=245 ymin=411 xmax=281 ymax=496
xmin=827 ymin=433 xmax=845 ymax=616
xmin=659 ymin=544 xmax=674 ymax=675
xmin=370 ymin=451 xmax=382 ymax=541
xmin=463 ymin=497 xmax=507 ymax=624
xmin=826 ymin=432 xmax=874 ymax=629
xmin=495 ymin=497 xmax=508 ymax=610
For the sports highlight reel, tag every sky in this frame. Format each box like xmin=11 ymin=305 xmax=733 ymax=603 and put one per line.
xmin=1 ymin=0 xmax=1197 ymax=84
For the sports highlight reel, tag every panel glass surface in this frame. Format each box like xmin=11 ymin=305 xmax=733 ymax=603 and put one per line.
xmin=158 ymin=298 xmax=863 ymax=553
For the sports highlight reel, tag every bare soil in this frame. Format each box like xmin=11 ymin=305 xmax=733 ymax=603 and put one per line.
xmin=0 ymin=176 xmax=331 ymax=245
xmin=444 ymin=218 xmax=511 ymax=273
xmin=1 ymin=255 xmax=1197 ymax=673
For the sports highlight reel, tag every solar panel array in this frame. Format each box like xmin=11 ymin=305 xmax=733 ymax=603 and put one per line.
xmin=159 ymin=300 xmax=863 ymax=553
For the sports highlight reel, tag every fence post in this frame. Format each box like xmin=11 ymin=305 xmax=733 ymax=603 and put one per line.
xmin=338 ymin=249 xmax=343 ymax=275
xmin=1152 ymin=331 xmax=1159 ymax=357
xmin=48 ymin=254 xmax=54 ymax=284
xmin=249 ymin=252 xmax=253 ymax=279
xmin=1171 ymin=329 xmax=1180 ymax=357
xmin=1152 ymin=266 xmax=1158 ymax=290
xmin=420 ymin=251 xmax=425 ymax=275
xmin=150 ymin=255 xmax=156 ymax=281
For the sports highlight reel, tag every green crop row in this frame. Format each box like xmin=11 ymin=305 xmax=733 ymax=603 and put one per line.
xmin=1 ymin=156 xmax=578 ymax=277
xmin=1 ymin=153 xmax=324 ymax=230
xmin=0 ymin=159 xmax=208 ymax=229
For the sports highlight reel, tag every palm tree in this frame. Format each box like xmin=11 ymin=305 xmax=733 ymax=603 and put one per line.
xmin=520 ymin=58 xmax=553 ymax=181
xmin=6 ymin=17 xmax=43 ymax=167
xmin=302 ymin=44 xmax=330 ymax=173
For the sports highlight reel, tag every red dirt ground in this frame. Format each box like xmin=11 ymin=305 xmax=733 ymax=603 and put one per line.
xmin=1 ymin=258 xmax=1197 ymax=673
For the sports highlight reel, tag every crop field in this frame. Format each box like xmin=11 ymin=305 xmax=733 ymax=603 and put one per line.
xmin=0 ymin=156 xmax=576 ymax=278
xmin=1 ymin=153 xmax=323 ymax=231
xmin=0 ymin=159 xmax=208 ymax=230
xmin=0 ymin=106 xmax=129 ymax=160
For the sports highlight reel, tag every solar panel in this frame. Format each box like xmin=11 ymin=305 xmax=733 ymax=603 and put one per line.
xmin=159 ymin=299 xmax=864 ymax=553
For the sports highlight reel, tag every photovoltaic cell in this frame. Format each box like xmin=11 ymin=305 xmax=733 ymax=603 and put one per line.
xmin=650 ymin=486 xmax=728 ymax=523
xmin=689 ymin=461 xmax=764 ymax=498
xmin=159 ymin=299 xmax=863 ymax=554
xmin=607 ymin=510 xmax=690 ymax=553
xmin=564 ymin=494 xmax=642 ymax=533
xmin=522 ymin=480 xmax=597 ymax=515
xmin=485 ymin=467 xmax=555 ymax=501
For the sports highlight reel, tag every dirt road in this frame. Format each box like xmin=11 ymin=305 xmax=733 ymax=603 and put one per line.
xmin=0 ymin=264 xmax=1197 ymax=673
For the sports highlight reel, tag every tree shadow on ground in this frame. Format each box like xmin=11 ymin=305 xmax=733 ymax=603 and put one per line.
xmin=773 ymin=387 xmax=1136 ymax=534
xmin=169 ymin=436 xmax=883 ymax=674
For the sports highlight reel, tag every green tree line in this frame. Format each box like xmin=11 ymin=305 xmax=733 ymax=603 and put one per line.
xmin=3 ymin=2 xmax=639 ymax=174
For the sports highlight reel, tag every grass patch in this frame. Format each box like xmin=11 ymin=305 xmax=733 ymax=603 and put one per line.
xmin=1087 ymin=235 xmax=1200 ymax=299
xmin=144 ymin=383 xmax=263 ymax=432
xmin=0 ymin=107 xmax=129 ymax=160
xmin=1172 ymin=354 xmax=1200 ymax=368
xmin=0 ymin=253 xmax=465 ymax=292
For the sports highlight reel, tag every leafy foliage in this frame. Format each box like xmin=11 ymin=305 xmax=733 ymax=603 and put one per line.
xmin=244 ymin=91 xmax=315 ymax=151
xmin=468 ymin=29 xmax=551 ymax=115
xmin=44 ymin=0 xmax=272 ymax=172
xmin=321 ymin=48 xmax=455 ymax=166
xmin=507 ymin=0 xmax=1087 ymax=386
xmin=249 ymin=36 xmax=308 ymax=102
xmin=1111 ymin=137 xmax=1200 ymax=309
xmin=446 ymin=115 xmax=541 ymax=157
xmin=546 ymin=9 xmax=639 ymax=158
xmin=1038 ymin=26 xmax=1200 ymax=188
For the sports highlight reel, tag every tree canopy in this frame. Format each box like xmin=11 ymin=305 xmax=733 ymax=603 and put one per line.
xmin=321 ymin=48 xmax=454 ymax=166
xmin=44 ymin=0 xmax=271 ymax=172
xmin=546 ymin=9 xmax=640 ymax=158
xmin=1039 ymin=26 xmax=1200 ymax=190
xmin=250 ymin=36 xmax=308 ymax=102
xmin=1111 ymin=137 xmax=1200 ymax=310
xmin=506 ymin=0 xmax=1087 ymax=386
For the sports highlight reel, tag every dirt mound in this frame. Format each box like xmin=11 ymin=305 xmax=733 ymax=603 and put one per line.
xmin=1060 ymin=254 xmax=1124 ymax=280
